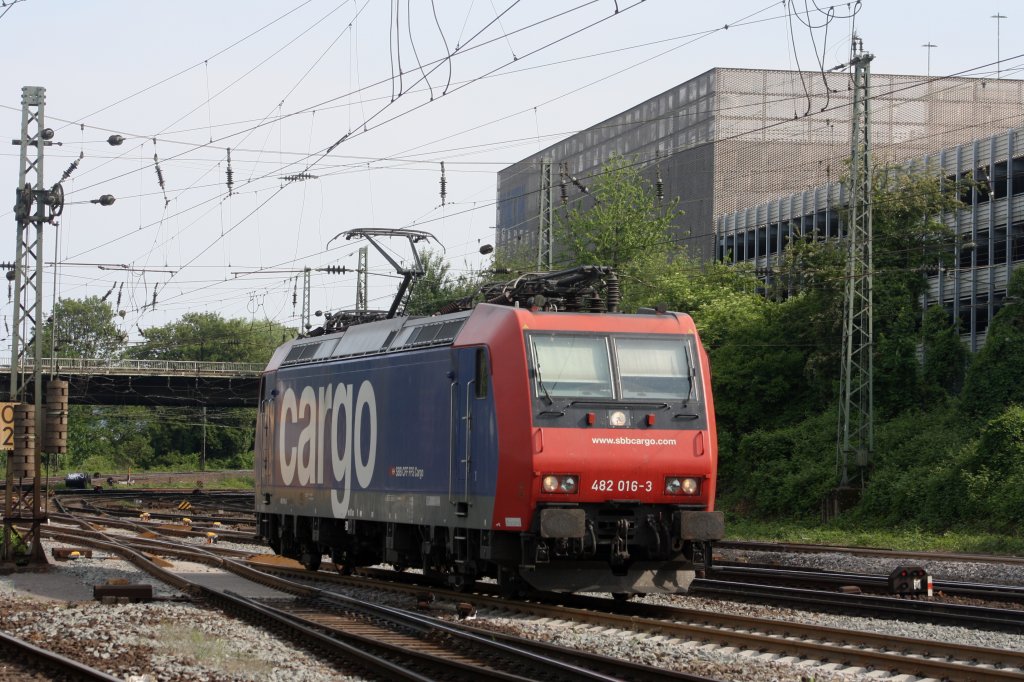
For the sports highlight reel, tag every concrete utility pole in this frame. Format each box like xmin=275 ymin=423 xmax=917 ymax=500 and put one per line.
xmin=5 ymin=86 xmax=58 ymax=564
xmin=837 ymin=38 xmax=875 ymax=490
xmin=537 ymin=159 xmax=554 ymax=271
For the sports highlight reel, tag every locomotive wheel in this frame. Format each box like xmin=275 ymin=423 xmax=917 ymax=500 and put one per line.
xmin=299 ymin=544 xmax=322 ymax=571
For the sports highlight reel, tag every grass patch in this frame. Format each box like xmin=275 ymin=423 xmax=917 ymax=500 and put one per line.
xmin=155 ymin=623 xmax=275 ymax=675
xmin=726 ymin=516 xmax=1024 ymax=556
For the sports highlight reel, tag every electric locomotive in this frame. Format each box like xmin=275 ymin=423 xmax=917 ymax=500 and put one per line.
xmin=255 ymin=265 xmax=723 ymax=595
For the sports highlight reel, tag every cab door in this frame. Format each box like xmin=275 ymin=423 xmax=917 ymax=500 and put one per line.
xmin=449 ymin=347 xmax=493 ymax=518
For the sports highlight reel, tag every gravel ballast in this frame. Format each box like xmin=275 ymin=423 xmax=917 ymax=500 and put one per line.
xmin=2 ymin=536 xmax=1022 ymax=681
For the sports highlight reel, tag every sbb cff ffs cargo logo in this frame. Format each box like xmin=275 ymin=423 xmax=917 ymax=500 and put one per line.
xmin=277 ymin=380 xmax=378 ymax=517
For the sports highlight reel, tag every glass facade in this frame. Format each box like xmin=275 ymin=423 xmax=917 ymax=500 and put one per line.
xmin=716 ymin=127 xmax=1024 ymax=352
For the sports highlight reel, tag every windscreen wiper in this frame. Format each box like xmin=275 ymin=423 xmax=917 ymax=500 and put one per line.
xmin=683 ymin=342 xmax=696 ymax=404
xmin=535 ymin=363 xmax=554 ymax=405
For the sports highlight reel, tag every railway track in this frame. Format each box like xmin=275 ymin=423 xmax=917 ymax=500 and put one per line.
xmin=40 ymin=521 xmax=715 ymax=681
xmin=243 ymin=563 xmax=1024 ymax=681
xmin=0 ymin=627 xmax=121 ymax=681
xmin=691 ymin=578 xmax=1024 ymax=629
xmin=711 ymin=561 xmax=1024 ymax=604
xmin=719 ymin=539 xmax=1024 ymax=566
xmin=32 ymin=500 xmax=1024 ymax=680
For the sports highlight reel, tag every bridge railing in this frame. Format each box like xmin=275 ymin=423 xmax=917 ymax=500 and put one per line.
xmin=0 ymin=356 xmax=266 ymax=377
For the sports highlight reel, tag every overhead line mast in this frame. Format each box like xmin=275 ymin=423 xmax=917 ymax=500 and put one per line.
xmin=5 ymin=86 xmax=54 ymax=564
xmin=837 ymin=37 xmax=874 ymax=490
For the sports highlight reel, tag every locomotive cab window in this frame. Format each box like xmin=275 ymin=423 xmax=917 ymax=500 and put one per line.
xmin=529 ymin=334 xmax=613 ymax=398
xmin=528 ymin=332 xmax=699 ymax=404
xmin=614 ymin=337 xmax=697 ymax=401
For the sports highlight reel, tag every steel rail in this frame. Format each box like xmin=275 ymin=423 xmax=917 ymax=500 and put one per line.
xmin=718 ymin=539 xmax=1024 ymax=566
xmin=711 ymin=562 xmax=1024 ymax=604
xmin=692 ymin=579 xmax=1024 ymax=629
xmin=249 ymin=563 xmax=1024 ymax=680
xmin=42 ymin=525 xmax=688 ymax=682
xmin=0 ymin=628 xmax=123 ymax=681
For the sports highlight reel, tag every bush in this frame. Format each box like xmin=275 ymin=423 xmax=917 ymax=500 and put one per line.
xmin=961 ymin=269 xmax=1024 ymax=418
xmin=718 ymin=412 xmax=835 ymax=520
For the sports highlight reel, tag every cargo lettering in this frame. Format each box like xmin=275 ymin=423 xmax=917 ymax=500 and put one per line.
xmin=277 ymin=380 xmax=377 ymax=517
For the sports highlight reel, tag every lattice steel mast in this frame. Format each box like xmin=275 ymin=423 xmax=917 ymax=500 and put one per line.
xmin=837 ymin=39 xmax=874 ymax=486
xmin=537 ymin=159 xmax=554 ymax=270
xmin=5 ymin=86 xmax=56 ymax=563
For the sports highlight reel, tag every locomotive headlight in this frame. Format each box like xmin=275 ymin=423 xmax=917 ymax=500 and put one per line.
xmin=665 ymin=477 xmax=700 ymax=495
xmin=609 ymin=410 xmax=627 ymax=427
xmin=541 ymin=474 xmax=579 ymax=494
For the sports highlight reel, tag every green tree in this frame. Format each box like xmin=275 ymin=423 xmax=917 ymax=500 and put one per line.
xmin=125 ymin=312 xmax=292 ymax=363
xmin=122 ymin=313 xmax=292 ymax=468
xmin=404 ymin=250 xmax=483 ymax=316
xmin=960 ymin=268 xmax=1024 ymax=418
xmin=555 ymin=156 xmax=684 ymax=311
xmin=41 ymin=296 xmax=125 ymax=358
xmin=921 ymin=304 xmax=969 ymax=398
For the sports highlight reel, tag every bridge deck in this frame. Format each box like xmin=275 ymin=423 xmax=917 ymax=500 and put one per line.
xmin=0 ymin=357 xmax=264 ymax=407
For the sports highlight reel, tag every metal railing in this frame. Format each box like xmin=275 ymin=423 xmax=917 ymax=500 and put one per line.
xmin=0 ymin=356 xmax=265 ymax=377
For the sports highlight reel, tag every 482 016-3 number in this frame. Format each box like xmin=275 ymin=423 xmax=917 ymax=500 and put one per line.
xmin=590 ymin=479 xmax=653 ymax=493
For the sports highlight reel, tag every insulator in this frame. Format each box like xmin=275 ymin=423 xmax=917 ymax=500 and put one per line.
xmin=280 ymin=172 xmax=317 ymax=183
xmin=439 ymin=161 xmax=447 ymax=206
xmin=61 ymin=158 xmax=81 ymax=183
xmin=151 ymin=284 xmax=158 ymax=308
xmin=560 ymin=163 xmax=568 ymax=205
xmin=655 ymin=153 xmax=664 ymax=204
xmin=605 ymin=272 xmax=621 ymax=313
xmin=154 ymin=154 xmax=166 ymax=190
xmin=226 ymin=148 xmax=234 ymax=196
xmin=116 ymin=282 xmax=123 ymax=309
xmin=101 ymin=285 xmax=114 ymax=302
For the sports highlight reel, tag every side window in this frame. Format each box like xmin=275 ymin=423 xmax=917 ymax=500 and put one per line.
xmin=475 ymin=348 xmax=489 ymax=399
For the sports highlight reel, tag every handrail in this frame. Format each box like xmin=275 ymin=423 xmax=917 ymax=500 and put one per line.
xmin=0 ymin=356 xmax=264 ymax=377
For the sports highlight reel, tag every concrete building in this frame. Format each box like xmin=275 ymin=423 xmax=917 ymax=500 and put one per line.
xmin=496 ymin=67 xmax=1024 ymax=265
xmin=716 ymin=126 xmax=1024 ymax=351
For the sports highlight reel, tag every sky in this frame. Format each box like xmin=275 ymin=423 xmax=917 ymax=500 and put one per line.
xmin=0 ymin=0 xmax=1020 ymax=348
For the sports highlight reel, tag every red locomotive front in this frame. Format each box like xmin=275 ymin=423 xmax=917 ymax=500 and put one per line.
xmin=456 ymin=303 xmax=723 ymax=594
